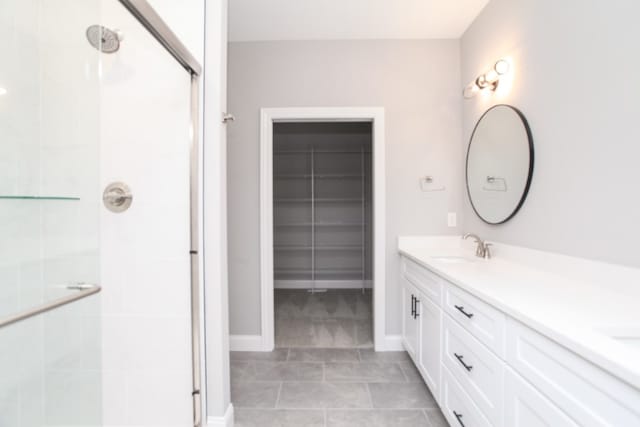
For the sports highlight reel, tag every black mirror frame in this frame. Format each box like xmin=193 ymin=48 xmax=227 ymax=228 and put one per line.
xmin=465 ymin=104 xmax=535 ymax=225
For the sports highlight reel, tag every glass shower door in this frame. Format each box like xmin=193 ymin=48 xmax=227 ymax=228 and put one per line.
xmin=0 ymin=0 xmax=102 ymax=426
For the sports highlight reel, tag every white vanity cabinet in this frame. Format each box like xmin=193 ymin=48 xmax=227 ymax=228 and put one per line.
xmin=417 ymin=293 xmax=442 ymax=397
xmin=401 ymin=257 xmax=443 ymax=401
xmin=399 ymin=254 xmax=640 ymax=427
xmin=504 ymin=366 xmax=579 ymax=427
xmin=401 ymin=277 xmax=420 ymax=359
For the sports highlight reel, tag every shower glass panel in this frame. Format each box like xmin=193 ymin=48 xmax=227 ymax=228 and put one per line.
xmin=0 ymin=0 xmax=102 ymax=426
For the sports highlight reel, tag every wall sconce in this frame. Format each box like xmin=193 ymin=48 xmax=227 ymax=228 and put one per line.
xmin=463 ymin=59 xmax=510 ymax=99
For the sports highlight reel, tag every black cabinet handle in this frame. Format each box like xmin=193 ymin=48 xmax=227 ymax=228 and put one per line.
xmin=411 ymin=295 xmax=416 ymax=316
xmin=414 ymin=298 xmax=420 ymax=318
xmin=454 ymin=305 xmax=474 ymax=318
xmin=453 ymin=411 xmax=465 ymax=427
xmin=454 ymin=353 xmax=473 ymax=372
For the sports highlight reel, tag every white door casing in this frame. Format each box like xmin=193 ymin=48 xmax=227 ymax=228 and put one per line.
xmin=259 ymin=107 xmax=386 ymax=351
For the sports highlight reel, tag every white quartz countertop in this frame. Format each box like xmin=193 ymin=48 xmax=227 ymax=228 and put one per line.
xmin=398 ymin=236 xmax=640 ymax=391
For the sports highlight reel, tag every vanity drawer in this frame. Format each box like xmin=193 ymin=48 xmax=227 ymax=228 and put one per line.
xmin=443 ymin=314 xmax=504 ymax=426
xmin=444 ymin=283 xmax=506 ymax=357
xmin=504 ymin=366 xmax=578 ymax=427
xmin=441 ymin=366 xmax=492 ymax=427
xmin=402 ymin=256 xmax=443 ymax=305
xmin=506 ymin=319 xmax=640 ymax=426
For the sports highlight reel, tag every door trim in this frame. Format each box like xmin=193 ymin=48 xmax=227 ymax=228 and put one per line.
xmin=259 ymin=107 xmax=387 ymax=351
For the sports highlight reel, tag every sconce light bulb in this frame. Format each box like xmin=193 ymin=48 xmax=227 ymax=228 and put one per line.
xmin=463 ymin=58 xmax=511 ymax=99
xmin=0 ymin=87 xmax=7 ymax=96
xmin=475 ymin=75 xmax=488 ymax=88
xmin=463 ymin=84 xmax=479 ymax=99
xmin=484 ymin=69 xmax=499 ymax=84
xmin=494 ymin=59 xmax=510 ymax=75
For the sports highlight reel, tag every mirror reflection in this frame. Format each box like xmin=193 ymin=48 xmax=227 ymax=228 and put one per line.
xmin=466 ymin=104 xmax=534 ymax=224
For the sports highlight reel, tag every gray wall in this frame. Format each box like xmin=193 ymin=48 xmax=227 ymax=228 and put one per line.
xmin=227 ymin=40 xmax=463 ymax=335
xmin=461 ymin=0 xmax=640 ymax=267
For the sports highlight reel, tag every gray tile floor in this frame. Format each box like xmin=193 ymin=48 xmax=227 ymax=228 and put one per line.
xmin=275 ymin=289 xmax=373 ymax=348
xmin=231 ymin=348 xmax=449 ymax=427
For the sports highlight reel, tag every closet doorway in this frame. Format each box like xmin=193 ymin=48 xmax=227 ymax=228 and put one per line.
xmin=260 ymin=108 xmax=386 ymax=351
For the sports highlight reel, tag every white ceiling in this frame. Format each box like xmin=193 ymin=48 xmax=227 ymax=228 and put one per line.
xmin=229 ymin=0 xmax=490 ymax=42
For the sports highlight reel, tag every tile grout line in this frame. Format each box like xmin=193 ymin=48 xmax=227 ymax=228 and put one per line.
xmin=398 ymin=361 xmax=410 ymax=382
xmin=365 ymin=382 xmax=375 ymax=409
xmin=423 ymin=408 xmax=435 ymax=427
xmin=274 ymin=381 xmax=284 ymax=409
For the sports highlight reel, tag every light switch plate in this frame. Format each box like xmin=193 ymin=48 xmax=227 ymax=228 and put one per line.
xmin=447 ymin=212 xmax=457 ymax=227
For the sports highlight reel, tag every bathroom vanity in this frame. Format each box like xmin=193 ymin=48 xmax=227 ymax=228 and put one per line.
xmin=399 ymin=236 xmax=640 ymax=426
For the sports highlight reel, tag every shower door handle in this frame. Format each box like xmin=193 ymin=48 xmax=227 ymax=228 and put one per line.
xmin=0 ymin=283 xmax=101 ymax=329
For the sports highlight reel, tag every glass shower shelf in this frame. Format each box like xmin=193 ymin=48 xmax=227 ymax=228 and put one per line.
xmin=0 ymin=195 xmax=80 ymax=201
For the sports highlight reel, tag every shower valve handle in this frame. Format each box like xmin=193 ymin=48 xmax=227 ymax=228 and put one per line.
xmin=103 ymin=182 xmax=133 ymax=213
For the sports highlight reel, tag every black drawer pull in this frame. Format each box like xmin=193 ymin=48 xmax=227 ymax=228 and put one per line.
xmin=454 ymin=353 xmax=473 ymax=372
xmin=454 ymin=305 xmax=474 ymax=318
xmin=414 ymin=298 xmax=420 ymax=318
xmin=411 ymin=295 xmax=416 ymax=316
xmin=453 ymin=411 xmax=465 ymax=427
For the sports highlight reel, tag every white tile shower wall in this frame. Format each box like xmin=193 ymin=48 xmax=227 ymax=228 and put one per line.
xmin=99 ymin=0 xmax=194 ymax=425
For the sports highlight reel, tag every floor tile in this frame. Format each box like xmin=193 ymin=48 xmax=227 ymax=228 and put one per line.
xmin=231 ymin=382 xmax=281 ymax=408
xmin=288 ymin=348 xmax=359 ymax=362
xmin=425 ymin=408 xmax=449 ymax=427
xmin=276 ymin=318 xmax=367 ymax=348
xmin=327 ymin=409 xmax=430 ymax=427
xmin=368 ymin=382 xmax=437 ymax=409
xmin=232 ymin=361 xmax=323 ymax=382
xmin=278 ymin=382 xmax=371 ymax=409
xmin=235 ymin=409 xmax=325 ymax=427
xmin=253 ymin=361 xmax=324 ymax=381
xmin=355 ymin=319 xmax=374 ymax=347
xmin=398 ymin=361 xmax=423 ymax=382
xmin=230 ymin=360 xmax=255 ymax=382
xmin=275 ymin=289 xmax=372 ymax=321
xmin=231 ymin=349 xmax=289 ymax=361
xmin=325 ymin=362 xmax=405 ymax=382
xmin=275 ymin=289 xmax=373 ymax=348
xmin=358 ymin=349 xmax=410 ymax=362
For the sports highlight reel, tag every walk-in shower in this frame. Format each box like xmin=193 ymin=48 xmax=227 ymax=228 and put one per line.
xmin=0 ymin=0 xmax=203 ymax=426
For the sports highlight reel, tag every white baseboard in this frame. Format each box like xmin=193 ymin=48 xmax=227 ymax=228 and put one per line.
xmin=229 ymin=334 xmax=265 ymax=351
xmin=274 ymin=280 xmax=372 ymax=289
xmin=380 ymin=334 xmax=404 ymax=351
xmin=207 ymin=403 xmax=234 ymax=427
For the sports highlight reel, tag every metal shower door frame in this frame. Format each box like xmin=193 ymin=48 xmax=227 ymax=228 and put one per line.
xmin=116 ymin=1 xmax=204 ymax=426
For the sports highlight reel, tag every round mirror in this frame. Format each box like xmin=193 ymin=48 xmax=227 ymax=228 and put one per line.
xmin=466 ymin=104 xmax=534 ymax=224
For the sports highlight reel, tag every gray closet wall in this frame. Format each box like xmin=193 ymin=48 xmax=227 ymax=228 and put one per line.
xmin=273 ymin=122 xmax=373 ymax=290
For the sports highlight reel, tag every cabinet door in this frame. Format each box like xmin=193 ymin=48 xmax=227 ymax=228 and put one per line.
xmin=504 ymin=367 xmax=578 ymax=427
xmin=417 ymin=293 xmax=441 ymax=400
xmin=402 ymin=279 xmax=419 ymax=359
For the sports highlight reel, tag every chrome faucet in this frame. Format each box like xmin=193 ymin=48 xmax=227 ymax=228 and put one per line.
xmin=462 ymin=233 xmax=492 ymax=259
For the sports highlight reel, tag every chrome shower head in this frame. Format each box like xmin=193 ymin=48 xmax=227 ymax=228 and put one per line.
xmin=86 ymin=25 xmax=122 ymax=54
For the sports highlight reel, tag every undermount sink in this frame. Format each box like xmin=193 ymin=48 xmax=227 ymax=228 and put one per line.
xmin=429 ymin=255 xmax=476 ymax=264
xmin=596 ymin=327 xmax=640 ymax=353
